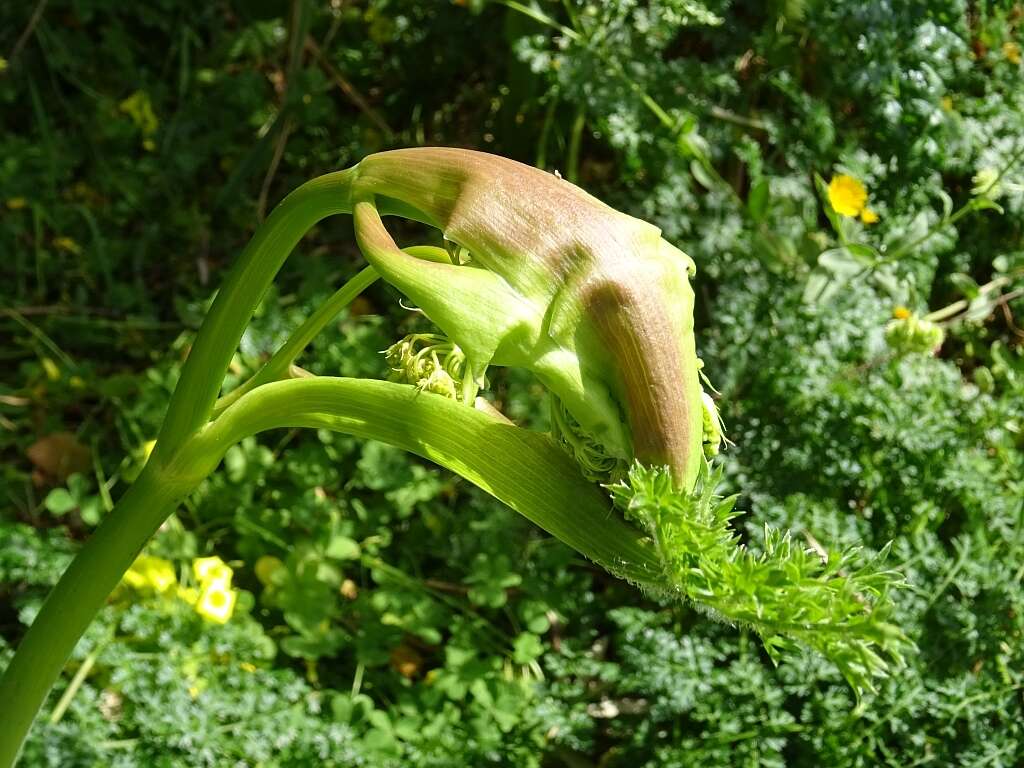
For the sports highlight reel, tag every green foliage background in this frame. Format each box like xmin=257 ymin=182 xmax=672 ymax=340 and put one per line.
xmin=2 ymin=1 xmax=1023 ymax=765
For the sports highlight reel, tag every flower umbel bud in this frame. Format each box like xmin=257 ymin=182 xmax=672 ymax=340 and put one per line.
xmin=348 ymin=148 xmax=704 ymax=488
xmin=700 ymin=390 xmax=725 ymax=459
xmin=385 ymin=333 xmax=472 ymax=402
xmin=550 ymin=395 xmax=628 ymax=484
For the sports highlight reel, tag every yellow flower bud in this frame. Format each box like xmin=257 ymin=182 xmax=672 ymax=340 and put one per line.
xmin=254 ymin=555 xmax=284 ymax=586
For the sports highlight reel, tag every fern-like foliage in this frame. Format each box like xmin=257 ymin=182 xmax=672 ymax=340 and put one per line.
xmin=608 ymin=462 xmax=912 ymax=699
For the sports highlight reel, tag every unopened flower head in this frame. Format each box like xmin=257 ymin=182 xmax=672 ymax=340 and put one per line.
xmin=347 ymin=148 xmax=704 ymax=486
xmin=971 ymin=167 xmax=1002 ymax=200
xmin=885 ymin=314 xmax=945 ymax=355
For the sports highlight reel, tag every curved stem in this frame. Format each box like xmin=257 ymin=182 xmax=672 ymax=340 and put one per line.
xmin=212 ymin=264 xmax=379 ymax=416
xmin=212 ymin=245 xmax=456 ymax=418
xmin=0 ymin=466 xmax=192 ymax=767
xmin=198 ymin=377 xmax=659 ymax=585
xmin=156 ymin=169 xmax=357 ymax=456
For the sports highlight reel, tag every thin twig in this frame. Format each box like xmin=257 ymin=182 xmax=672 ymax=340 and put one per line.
xmin=257 ymin=118 xmax=292 ymax=221
xmin=1000 ymin=297 xmax=1024 ymax=340
xmin=306 ymin=37 xmax=394 ymax=138
xmin=7 ymin=0 xmax=50 ymax=66
xmin=2 ymin=308 xmax=76 ymax=367
xmin=709 ymin=105 xmax=769 ymax=131
xmin=3 ymin=305 xmax=179 ymax=329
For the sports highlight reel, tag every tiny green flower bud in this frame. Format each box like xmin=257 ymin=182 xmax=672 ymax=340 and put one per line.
xmin=701 ymin=390 xmax=724 ymax=459
xmin=884 ymin=314 xmax=945 ymax=355
xmin=385 ymin=333 xmax=474 ymax=402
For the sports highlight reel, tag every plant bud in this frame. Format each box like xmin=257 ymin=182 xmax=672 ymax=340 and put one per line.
xmin=884 ymin=314 xmax=945 ymax=355
xmin=349 ymin=148 xmax=703 ymax=487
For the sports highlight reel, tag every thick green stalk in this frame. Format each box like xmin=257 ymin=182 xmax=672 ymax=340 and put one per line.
xmin=0 ymin=467 xmax=189 ymax=767
xmin=155 ymin=169 xmax=356 ymax=455
xmin=1 ymin=173 xmax=361 ymax=766
xmin=198 ymin=377 xmax=660 ymax=585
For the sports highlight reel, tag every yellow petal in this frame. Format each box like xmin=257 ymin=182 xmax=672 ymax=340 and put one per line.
xmin=193 ymin=556 xmax=232 ymax=587
xmin=124 ymin=554 xmax=177 ymax=593
xmin=195 ymin=582 xmax=237 ymax=624
xmin=827 ymin=175 xmax=868 ymax=217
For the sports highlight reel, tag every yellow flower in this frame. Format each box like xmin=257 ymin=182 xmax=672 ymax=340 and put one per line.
xmin=860 ymin=207 xmax=879 ymax=224
xmin=53 ymin=236 xmax=82 ymax=255
xmin=892 ymin=306 xmax=911 ymax=320
xmin=195 ymin=580 xmax=237 ymax=624
xmin=123 ymin=554 xmax=177 ymax=593
xmin=827 ymin=175 xmax=868 ymax=217
xmin=177 ymin=586 xmax=199 ymax=605
xmin=193 ymin=555 xmax=233 ymax=588
xmin=239 ymin=662 xmax=257 ymax=673
xmin=1004 ymin=41 xmax=1022 ymax=65
xmin=940 ymin=96 xmax=954 ymax=112
xmin=6 ymin=197 xmax=27 ymax=210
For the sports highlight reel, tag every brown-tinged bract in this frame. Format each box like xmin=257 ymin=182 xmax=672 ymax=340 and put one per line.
xmin=348 ymin=147 xmax=703 ymax=487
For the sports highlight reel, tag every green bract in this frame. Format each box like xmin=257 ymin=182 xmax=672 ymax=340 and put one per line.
xmin=350 ymin=148 xmax=704 ymax=486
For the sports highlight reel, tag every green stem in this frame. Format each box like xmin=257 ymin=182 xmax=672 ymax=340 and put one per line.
xmin=1 ymin=173 xmax=363 ymax=765
xmin=923 ymin=275 xmax=1013 ymax=323
xmin=212 ymin=264 xmax=379 ymax=416
xmin=212 ymin=244 xmax=454 ymax=417
xmin=536 ymin=92 xmax=559 ymax=169
xmin=566 ymin=105 xmax=585 ymax=184
xmin=155 ymin=169 xmax=356 ymax=456
xmin=880 ymin=200 xmax=978 ymax=266
xmin=48 ymin=645 xmax=101 ymax=725
xmin=198 ymin=377 xmax=660 ymax=586
xmin=0 ymin=467 xmax=188 ymax=767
